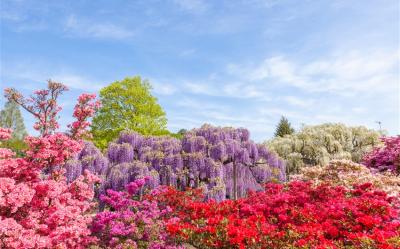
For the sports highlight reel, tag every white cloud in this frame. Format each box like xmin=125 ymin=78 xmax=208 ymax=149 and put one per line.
xmin=1 ymin=60 xmax=105 ymax=91
xmin=179 ymin=49 xmax=196 ymax=57
xmin=181 ymin=80 xmax=272 ymax=101
xmin=183 ymin=81 xmax=213 ymax=94
xmin=151 ymin=81 xmax=177 ymax=95
xmin=173 ymin=0 xmax=207 ymax=13
xmin=49 ymin=73 xmax=105 ymax=91
xmin=282 ymin=96 xmax=314 ymax=108
xmin=175 ymin=97 xmax=229 ymax=112
xmin=223 ymin=83 xmax=265 ymax=99
xmin=240 ymin=50 xmax=399 ymax=95
xmin=64 ymin=15 xmax=134 ymax=40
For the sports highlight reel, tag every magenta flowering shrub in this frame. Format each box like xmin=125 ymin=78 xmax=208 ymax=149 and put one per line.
xmin=92 ymin=177 xmax=184 ymax=249
xmin=363 ymin=136 xmax=400 ymax=174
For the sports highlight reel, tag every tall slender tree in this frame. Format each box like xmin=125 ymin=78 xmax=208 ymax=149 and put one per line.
xmin=0 ymin=99 xmax=27 ymax=140
xmin=274 ymin=116 xmax=295 ymax=137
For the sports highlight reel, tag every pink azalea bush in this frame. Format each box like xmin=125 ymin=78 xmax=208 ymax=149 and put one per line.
xmin=363 ymin=136 xmax=400 ymax=174
xmin=92 ymin=177 xmax=184 ymax=249
xmin=0 ymin=128 xmax=15 ymax=159
xmin=0 ymin=81 xmax=101 ymax=248
xmin=291 ymin=160 xmax=400 ymax=196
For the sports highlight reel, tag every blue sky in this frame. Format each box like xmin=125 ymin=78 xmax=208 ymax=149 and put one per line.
xmin=0 ymin=0 xmax=399 ymax=142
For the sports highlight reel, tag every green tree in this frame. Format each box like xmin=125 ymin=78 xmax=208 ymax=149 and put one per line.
xmin=91 ymin=76 xmax=168 ymax=149
xmin=274 ymin=116 xmax=295 ymax=137
xmin=0 ymin=99 xmax=28 ymax=156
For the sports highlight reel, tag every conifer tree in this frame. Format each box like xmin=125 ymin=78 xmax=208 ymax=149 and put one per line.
xmin=0 ymin=99 xmax=27 ymax=140
xmin=274 ymin=116 xmax=295 ymax=137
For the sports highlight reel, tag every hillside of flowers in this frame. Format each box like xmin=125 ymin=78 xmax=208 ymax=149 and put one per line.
xmin=1 ymin=82 xmax=399 ymax=249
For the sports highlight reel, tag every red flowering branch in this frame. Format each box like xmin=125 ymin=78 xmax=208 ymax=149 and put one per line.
xmin=5 ymin=80 xmax=68 ymax=136
xmin=68 ymin=93 xmax=101 ymax=140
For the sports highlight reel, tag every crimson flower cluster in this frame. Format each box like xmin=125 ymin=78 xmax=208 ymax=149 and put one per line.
xmin=156 ymin=181 xmax=400 ymax=249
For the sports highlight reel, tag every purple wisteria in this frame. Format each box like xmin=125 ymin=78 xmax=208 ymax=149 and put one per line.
xmin=65 ymin=141 xmax=108 ymax=182
xmin=65 ymin=124 xmax=286 ymax=201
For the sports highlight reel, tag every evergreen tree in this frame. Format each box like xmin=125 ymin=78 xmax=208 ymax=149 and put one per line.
xmin=274 ymin=116 xmax=295 ymax=137
xmin=0 ymin=99 xmax=28 ymax=156
xmin=0 ymin=99 xmax=27 ymax=140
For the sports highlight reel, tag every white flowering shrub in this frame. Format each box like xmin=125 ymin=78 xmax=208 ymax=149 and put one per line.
xmin=266 ymin=123 xmax=382 ymax=174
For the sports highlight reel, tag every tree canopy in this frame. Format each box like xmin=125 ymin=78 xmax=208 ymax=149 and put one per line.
xmin=91 ymin=76 xmax=168 ymax=149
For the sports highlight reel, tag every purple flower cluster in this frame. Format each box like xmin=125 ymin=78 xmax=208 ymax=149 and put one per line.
xmin=65 ymin=141 xmax=108 ymax=183
xmin=65 ymin=125 xmax=286 ymax=201
xmin=92 ymin=177 xmax=184 ymax=249
xmin=363 ymin=135 xmax=400 ymax=174
xmin=181 ymin=125 xmax=286 ymax=200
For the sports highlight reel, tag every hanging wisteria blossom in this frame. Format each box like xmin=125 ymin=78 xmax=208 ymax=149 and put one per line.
xmin=67 ymin=125 xmax=285 ymax=201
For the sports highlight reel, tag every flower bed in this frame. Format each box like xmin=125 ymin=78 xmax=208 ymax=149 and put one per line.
xmin=156 ymin=181 xmax=400 ymax=249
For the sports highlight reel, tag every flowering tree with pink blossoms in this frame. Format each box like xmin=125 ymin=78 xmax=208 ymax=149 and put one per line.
xmin=0 ymin=81 xmax=101 ymax=248
xmin=363 ymin=136 xmax=400 ymax=174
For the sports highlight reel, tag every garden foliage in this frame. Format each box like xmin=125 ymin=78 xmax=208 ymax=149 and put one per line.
xmin=1 ymin=83 xmax=399 ymax=249
xmin=266 ymin=123 xmax=381 ymax=175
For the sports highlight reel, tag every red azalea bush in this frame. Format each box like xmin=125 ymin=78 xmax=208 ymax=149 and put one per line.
xmin=363 ymin=136 xmax=400 ymax=174
xmin=0 ymin=81 xmax=101 ymax=248
xmin=156 ymin=181 xmax=400 ymax=249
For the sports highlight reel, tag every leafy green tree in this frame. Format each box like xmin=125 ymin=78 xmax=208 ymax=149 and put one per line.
xmin=274 ymin=116 xmax=295 ymax=137
xmin=266 ymin=123 xmax=382 ymax=175
xmin=0 ymin=99 xmax=28 ymax=155
xmin=91 ymin=76 xmax=168 ymax=149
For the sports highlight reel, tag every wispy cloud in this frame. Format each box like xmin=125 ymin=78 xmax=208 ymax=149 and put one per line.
xmin=282 ymin=96 xmax=315 ymax=108
xmin=240 ymin=50 xmax=399 ymax=95
xmin=150 ymin=80 xmax=177 ymax=95
xmin=179 ymin=49 xmax=196 ymax=57
xmin=64 ymin=15 xmax=134 ymax=40
xmin=172 ymin=0 xmax=208 ymax=14
xmin=1 ymin=60 xmax=105 ymax=91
